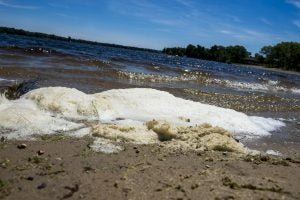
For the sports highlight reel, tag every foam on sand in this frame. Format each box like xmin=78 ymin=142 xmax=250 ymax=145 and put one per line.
xmin=0 ymin=87 xmax=285 ymax=153
xmin=0 ymin=95 xmax=85 ymax=140
xmin=92 ymin=88 xmax=284 ymax=136
xmin=89 ymin=138 xmax=124 ymax=154
xmin=91 ymin=120 xmax=247 ymax=153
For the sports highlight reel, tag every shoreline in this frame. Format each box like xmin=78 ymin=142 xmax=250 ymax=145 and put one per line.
xmin=1 ymin=137 xmax=300 ymax=199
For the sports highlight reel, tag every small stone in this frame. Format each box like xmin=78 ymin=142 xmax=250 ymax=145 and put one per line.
xmin=222 ymin=152 xmax=228 ymax=156
xmin=17 ymin=144 xmax=27 ymax=149
xmin=191 ymin=183 xmax=199 ymax=190
xmin=175 ymin=185 xmax=182 ymax=190
xmin=135 ymin=150 xmax=140 ymax=154
xmin=205 ymin=157 xmax=213 ymax=162
xmin=205 ymin=165 xmax=210 ymax=168
xmin=133 ymin=146 xmax=138 ymax=150
xmin=37 ymin=183 xmax=47 ymax=189
xmin=26 ymin=176 xmax=34 ymax=181
xmin=113 ymin=182 xmax=118 ymax=188
xmin=0 ymin=136 xmax=5 ymax=142
xmin=37 ymin=150 xmax=45 ymax=155
xmin=196 ymin=152 xmax=202 ymax=156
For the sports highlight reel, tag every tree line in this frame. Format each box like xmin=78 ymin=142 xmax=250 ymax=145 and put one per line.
xmin=163 ymin=42 xmax=300 ymax=71
xmin=0 ymin=27 xmax=160 ymax=53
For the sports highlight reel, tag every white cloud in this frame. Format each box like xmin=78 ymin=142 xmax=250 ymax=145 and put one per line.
xmin=55 ymin=13 xmax=68 ymax=17
xmin=107 ymin=0 xmax=190 ymax=27
xmin=293 ymin=20 xmax=300 ymax=28
xmin=217 ymin=25 xmax=275 ymax=43
xmin=225 ymin=14 xmax=242 ymax=23
xmin=48 ymin=3 xmax=70 ymax=9
xmin=260 ymin=18 xmax=272 ymax=26
xmin=286 ymin=0 xmax=300 ymax=8
xmin=220 ymin=30 xmax=232 ymax=34
xmin=175 ymin=0 xmax=194 ymax=8
xmin=0 ymin=0 xmax=39 ymax=9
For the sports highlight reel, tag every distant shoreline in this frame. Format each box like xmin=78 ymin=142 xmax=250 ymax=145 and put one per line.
xmin=0 ymin=26 xmax=160 ymax=53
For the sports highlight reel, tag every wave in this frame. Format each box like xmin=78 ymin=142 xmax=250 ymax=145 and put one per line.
xmin=0 ymin=46 xmax=63 ymax=55
xmin=117 ymin=71 xmax=300 ymax=94
xmin=213 ymin=79 xmax=300 ymax=94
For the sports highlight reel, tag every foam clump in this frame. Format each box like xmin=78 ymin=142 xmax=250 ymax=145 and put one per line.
xmin=0 ymin=87 xmax=286 ymax=153
xmin=93 ymin=88 xmax=284 ymax=137
xmin=146 ymin=120 xmax=177 ymax=141
xmin=91 ymin=124 xmax=158 ymax=144
xmin=173 ymin=123 xmax=247 ymax=153
xmin=145 ymin=120 xmax=246 ymax=153
xmin=23 ymin=87 xmax=103 ymax=120
xmin=0 ymin=96 xmax=85 ymax=139
xmin=89 ymin=138 xmax=123 ymax=154
xmin=92 ymin=120 xmax=247 ymax=153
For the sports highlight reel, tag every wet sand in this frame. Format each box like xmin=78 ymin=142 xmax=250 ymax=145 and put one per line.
xmin=1 ymin=137 xmax=299 ymax=200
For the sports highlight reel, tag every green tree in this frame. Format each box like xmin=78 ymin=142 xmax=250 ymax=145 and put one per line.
xmin=225 ymin=45 xmax=250 ymax=63
xmin=254 ymin=53 xmax=264 ymax=63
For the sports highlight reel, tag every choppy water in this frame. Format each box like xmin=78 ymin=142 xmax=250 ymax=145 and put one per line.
xmin=0 ymin=34 xmax=299 ymax=155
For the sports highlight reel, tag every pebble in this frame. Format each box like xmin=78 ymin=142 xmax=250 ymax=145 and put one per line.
xmin=26 ymin=176 xmax=34 ymax=181
xmin=205 ymin=157 xmax=213 ymax=162
xmin=37 ymin=183 xmax=47 ymax=190
xmin=37 ymin=150 xmax=45 ymax=155
xmin=113 ymin=182 xmax=118 ymax=188
xmin=17 ymin=144 xmax=27 ymax=149
xmin=191 ymin=183 xmax=199 ymax=190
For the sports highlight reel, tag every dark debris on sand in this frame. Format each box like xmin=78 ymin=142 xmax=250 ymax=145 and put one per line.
xmin=0 ymin=78 xmax=40 ymax=100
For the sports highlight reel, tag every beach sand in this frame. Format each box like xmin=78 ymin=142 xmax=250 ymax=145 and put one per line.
xmin=1 ymin=137 xmax=299 ymax=200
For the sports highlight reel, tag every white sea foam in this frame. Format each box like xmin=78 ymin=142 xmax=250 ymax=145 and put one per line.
xmin=0 ymin=87 xmax=286 ymax=152
xmin=89 ymin=138 xmax=123 ymax=153
xmin=214 ymin=79 xmax=300 ymax=94
xmin=0 ymin=96 xmax=86 ymax=140
xmin=93 ymin=88 xmax=284 ymax=136
xmin=266 ymin=149 xmax=281 ymax=156
xmin=116 ymin=71 xmax=300 ymax=94
xmin=0 ymin=77 xmax=15 ymax=82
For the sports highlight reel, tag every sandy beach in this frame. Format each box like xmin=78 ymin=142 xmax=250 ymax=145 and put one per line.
xmin=1 ymin=137 xmax=299 ymax=200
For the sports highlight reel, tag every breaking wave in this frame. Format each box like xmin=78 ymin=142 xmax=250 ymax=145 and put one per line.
xmin=117 ymin=70 xmax=300 ymax=94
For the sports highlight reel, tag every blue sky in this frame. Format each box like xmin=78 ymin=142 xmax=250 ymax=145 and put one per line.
xmin=0 ymin=0 xmax=299 ymax=53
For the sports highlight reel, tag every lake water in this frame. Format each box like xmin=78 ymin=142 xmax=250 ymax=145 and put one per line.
xmin=0 ymin=34 xmax=299 ymax=156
